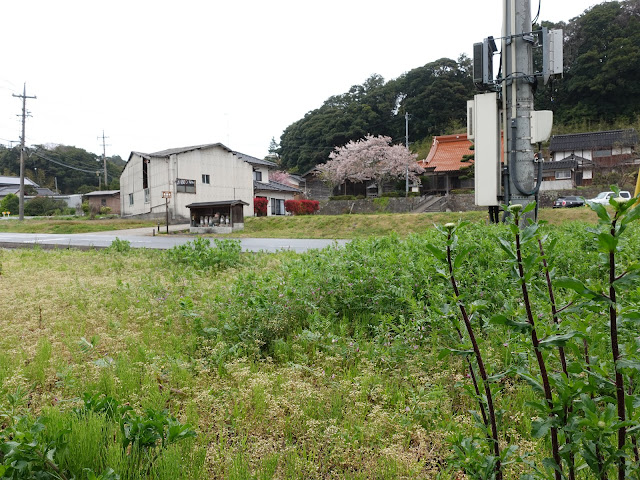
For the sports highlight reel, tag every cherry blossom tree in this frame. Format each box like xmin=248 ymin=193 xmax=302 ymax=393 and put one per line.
xmin=316 ymin=135 xmax=423 ymax=195
xmin=269 ymin=170 xmax=291 ymax=185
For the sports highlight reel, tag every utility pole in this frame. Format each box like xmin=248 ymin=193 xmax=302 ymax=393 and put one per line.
xmin=405 ymin=112 xmax=410 ymax=196
xmin=98 ymin=130 xmax=110 ymax=188
xmin=12 ymin=83 xmax=36 ymax=221
xmin=503 ymin=0 xmax=537 ymax=217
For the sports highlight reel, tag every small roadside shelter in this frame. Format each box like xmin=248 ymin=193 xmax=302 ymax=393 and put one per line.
xmin=185 ymin=200 xmax=248 ymax=233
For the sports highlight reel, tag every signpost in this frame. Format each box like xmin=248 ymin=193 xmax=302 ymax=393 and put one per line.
xmin=162 ymin=191 xmax=172 ymax=234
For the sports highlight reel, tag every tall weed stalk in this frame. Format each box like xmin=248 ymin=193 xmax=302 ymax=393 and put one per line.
xmin=430 ymin=222 xmax=503 ymax=479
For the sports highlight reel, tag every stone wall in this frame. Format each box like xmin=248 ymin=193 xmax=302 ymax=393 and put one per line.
xmin=318 ymin=197 xmax=422 ymax=215
xmin=316 ymin=186 xmax=629 ymax=216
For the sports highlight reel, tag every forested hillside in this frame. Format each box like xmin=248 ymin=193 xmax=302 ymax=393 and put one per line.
xmin=278 ymin=0 xmax=640 ymax=174
xmin=0 ymin=144 xmax=124 ymax=194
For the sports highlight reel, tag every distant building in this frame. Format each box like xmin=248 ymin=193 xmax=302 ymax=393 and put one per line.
xmin=418 ymin=134 xmax=475 ymax=194
xmin=544 ymin=129 xmax=638 ymax=190
xmin=84 ymin=190 xmax=121 ymax=214
xmin=120 ymin=143 xmax=300 ymax=221
xmin=0 ymin=175 xmax=56 ymax=199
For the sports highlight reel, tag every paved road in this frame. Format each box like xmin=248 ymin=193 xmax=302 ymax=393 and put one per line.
xmin=0 ymin=225 xmax=348 ymax=253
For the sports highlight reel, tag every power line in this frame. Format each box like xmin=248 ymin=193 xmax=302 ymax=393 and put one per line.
xmin=29 ymin=149 xmax=101 ymax=174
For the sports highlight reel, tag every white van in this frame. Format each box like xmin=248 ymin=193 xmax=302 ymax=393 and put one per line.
xmin=588 ymin=190 xmax=632 ymax=205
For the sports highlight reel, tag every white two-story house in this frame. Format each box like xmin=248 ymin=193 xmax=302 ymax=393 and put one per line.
xmin=120 ymin=143 xmax=300 ymax=221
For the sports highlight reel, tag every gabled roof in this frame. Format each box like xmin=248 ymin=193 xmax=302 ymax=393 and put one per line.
xmin=0 ymin=175 xmax=39 ymax=187
xmin=549 ymin=129 xmax=638 ymax=153
xmin=542 ymin=159 xmax=578 ymax=171
xmin=555 ymin=153 xmax=593 ymax=165
xmin=301 ymin=167 xmax=320 ymax=178
xmin=234 ymin=151 xmax=278 ymax=168
xmin=0 ymin=186 xmax=59 ymax=197
xmin=418 ymin=134 xmax=474 ymax=173
xmin=149 ymin=143 xmax=232 ymax=157
xmin=125 ymin=144 xmax=277 ymax=169
xmin=253 ymin=180 xmax=301 ymax=193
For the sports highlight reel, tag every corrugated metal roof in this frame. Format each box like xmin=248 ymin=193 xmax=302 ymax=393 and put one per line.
xmin=549 ymin=129 xmax=638 ymax=152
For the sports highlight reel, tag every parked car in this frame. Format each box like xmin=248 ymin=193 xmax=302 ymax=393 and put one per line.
xmin=553 ymin=196 xmax=585 ymax=208
xmin=588 ymin=190 xmax=632 ymax=205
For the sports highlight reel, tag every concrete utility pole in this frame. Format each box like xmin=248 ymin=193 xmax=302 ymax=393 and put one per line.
xmin=12 ymin=83 xmax=36 ymax=221
xmin=98 ymin=130 xmax=110 ymax=188
xmin=405 ymin=112 xmax=410 ymax=196
xmin=502 ymin=0 xmax=537 ymax=215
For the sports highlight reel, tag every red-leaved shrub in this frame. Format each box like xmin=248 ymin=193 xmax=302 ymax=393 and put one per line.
xmin=254 ymin=197 xmax=268 ymax=216
xmin=284 ymin=199 xmax=319 ymax=215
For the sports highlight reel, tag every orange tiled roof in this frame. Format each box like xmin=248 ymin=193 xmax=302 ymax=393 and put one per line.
xmin=417 ymin=134 xmax=474 ymax=173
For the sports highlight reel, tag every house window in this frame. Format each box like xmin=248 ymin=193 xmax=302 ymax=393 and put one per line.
xmin=555 ymin=170 xmax=571 ymax=180
xmin=101 ymin=199 xmax=107 ymax=207
xmin=144 ymin=188 xmax=150 ymax=203
xmin=202 ymin=174 xmax=210 ymax=184
xmin=271 ymin=198 xmax=285 ymax=215
xmin=253 ymin=170 xmax=262 ymax=182
xmin=129 ymin=193 xmax=134 ymax=205
xmin=176 ymin=178 xmax=196 ymax=193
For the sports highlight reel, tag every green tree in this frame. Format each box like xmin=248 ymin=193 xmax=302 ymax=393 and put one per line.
xmin=0 ymin=193 xmax=19 ymax=214
xmin=536 ymin=1 xmax=640 ymax=124
xmin=278 ymin=59 xmax=473 ymax=174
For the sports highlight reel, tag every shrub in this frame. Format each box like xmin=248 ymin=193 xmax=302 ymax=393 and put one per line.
xmin=100 ymin=206 xmax=112 ymax=215
xmin=0 ymin=193 xmax=18 ymax=215
xmin=284 ymin=199 xmax=320 ymax=215
xmin=253 ymin=197 xmax=267 ymax=216
xmin=24 ymin=196 xmax=70 ymax=216
xmin=108 ymin=238 xmax=131 ymax=253
xmin=166 ymin=238 xmax=242 ymax=270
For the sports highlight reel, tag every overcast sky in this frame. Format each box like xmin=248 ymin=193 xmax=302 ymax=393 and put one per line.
xmin=0 ymin=0 xmax=600 ymax=162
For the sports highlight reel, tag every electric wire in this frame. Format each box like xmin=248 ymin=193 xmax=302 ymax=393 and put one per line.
xmin=28 ymin=148 xmax=102 ymax=174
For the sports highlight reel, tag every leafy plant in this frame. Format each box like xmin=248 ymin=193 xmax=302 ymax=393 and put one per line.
xmin=166 ymin=237 xmax=242 ymax=270
xmin=107 ymin=238 xmax=131 ymax=253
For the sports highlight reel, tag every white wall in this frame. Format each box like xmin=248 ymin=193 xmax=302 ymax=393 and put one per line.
xmin=552 ymin=146 xmax=632 ymax=162
xmin=121 ymin=146 xmax=256 ymax=219
xmin=541 ymin=179 xmax=573 ymax=191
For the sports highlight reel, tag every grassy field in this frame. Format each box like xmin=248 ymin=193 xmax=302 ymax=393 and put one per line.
xmin=2 ymin=207 xmax=639 ymax=478
xmin=235 ymin=207 xmax=599 ymax=238
xmin=0 ymin=207 xmax=599 ymax=238
xmin=0 ymin=217 xmax=156 ymax=234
